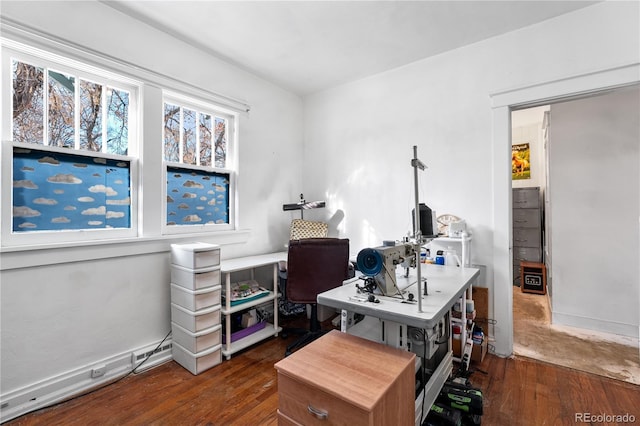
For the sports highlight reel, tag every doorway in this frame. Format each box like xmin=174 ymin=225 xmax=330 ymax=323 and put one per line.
xmin=489 ymin=63 xmax=639 ymax=365
xmin=510 ymin=95 xmax=640 ymax=384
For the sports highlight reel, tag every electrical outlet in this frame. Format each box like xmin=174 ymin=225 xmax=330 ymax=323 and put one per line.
xmin=91 ymin=364 xmax=106 ymax=378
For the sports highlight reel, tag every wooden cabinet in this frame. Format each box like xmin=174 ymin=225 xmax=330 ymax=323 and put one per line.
xmin=512 ymin=187 xmax=543 ymax=286
xmin=274 ymin=330 xmax=415 ymax=426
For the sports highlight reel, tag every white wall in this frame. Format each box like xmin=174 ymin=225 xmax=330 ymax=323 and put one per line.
xmin=0 ymin=0 xmax=303 ymax=417
xmin=303 ymin=1 xmax=640 ymax=354
xmin=548 ymin=87 xmax=639 ymax=337
xmin=512 ymin=105 xmax=549 ymax=190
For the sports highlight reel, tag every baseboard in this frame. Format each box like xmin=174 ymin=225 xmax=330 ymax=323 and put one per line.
xmin=0 ymin=338 xmax=173 ymax=423
xmin=552 ymin=311 xmax=639 ymax=339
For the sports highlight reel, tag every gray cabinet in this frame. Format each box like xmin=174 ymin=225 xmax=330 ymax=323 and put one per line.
xmin=512 ymin=187 xmax=543 ymax=285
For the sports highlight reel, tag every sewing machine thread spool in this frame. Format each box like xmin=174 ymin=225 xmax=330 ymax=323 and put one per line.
xmin=356 ymin=248 xmax=384 ymax=276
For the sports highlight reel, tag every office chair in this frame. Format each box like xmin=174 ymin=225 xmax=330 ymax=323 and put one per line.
xmin=278 ymin=219 xmax=329 ymax=317
xmin=289 ymin=219 xmax=328 ymax=240
xmin=284 ymin=238 xmax=350 ymax=356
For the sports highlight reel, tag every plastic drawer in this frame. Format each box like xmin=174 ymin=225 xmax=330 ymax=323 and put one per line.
xmin=171 ymin=284 xmax=221 ymax=311
xmin=172 ymin=341 xmax=221 ymax=375
xmin=171 ymin=242 xmax=220 ymax=269
xmin=171 ymin=264 xmax=221 ymax=290
xmin=171 ymin=322 xmax=221 ymax=353
xmin=171 ymin=303 xmax=221 ymax=332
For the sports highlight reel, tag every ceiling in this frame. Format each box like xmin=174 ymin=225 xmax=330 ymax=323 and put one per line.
xmin=103 ymin=1 xmax=597 ymax=96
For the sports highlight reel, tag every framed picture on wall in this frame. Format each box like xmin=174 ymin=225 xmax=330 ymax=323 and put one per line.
xmin=512 ymin=143 xmax=531 ymax=180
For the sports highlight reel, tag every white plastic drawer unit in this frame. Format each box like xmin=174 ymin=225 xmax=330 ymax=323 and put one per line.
xmin=171 ymin=303 xmax=221 ymax=332
xmin=171 ymin=322 xmax=221 ymax=354
xmin=172 ymin=341 xmax=222 ymax=375
xmin=170 ymin=284 xmax=221 ymax=312
xmin=171 ymin=242 xmax=220 ymax=269
xmin=171 ymin=264 xmax=221 ymax=290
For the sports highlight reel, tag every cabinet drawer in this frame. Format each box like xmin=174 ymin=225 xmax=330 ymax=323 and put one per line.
xmin=513 ymin=208 xmax=540 ymax=228
xmin=278 ymin=410 xmax=302 ymax=426
xmin=172 ymin=341 xmax=221 ymax=375
xmin=171 ymin=265 xmax=221 ymax=290
xmin=171 ymin=322 xmax=221 ymax=354
xmin=171 ymin=303 xmax=221 ymax=332
xmin=513 ymin=228 xmax=541 ymax=248
xmin=513 ymin=247 xmax=541 ymax=263
xmin=278 ymin=373 xmax=369 ymax=426
xmin=171 ymin=284 xmax=221 ymax=311
xmin=513 ymin=188 xmax=540 ymax=208
xmin=171 ymin=242 xmax=220 ymax=269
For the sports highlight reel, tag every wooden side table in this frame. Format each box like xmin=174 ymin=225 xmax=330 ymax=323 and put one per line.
xmin=274 ymin=330 xmax=416 ymax=425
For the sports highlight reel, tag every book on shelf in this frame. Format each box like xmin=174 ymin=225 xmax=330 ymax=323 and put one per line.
xmin=222 ymin=279 xmax=270 ymax=306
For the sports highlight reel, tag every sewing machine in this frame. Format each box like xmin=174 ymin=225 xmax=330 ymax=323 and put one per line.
xmin=356 ymin=242 xmax=418 ymax=296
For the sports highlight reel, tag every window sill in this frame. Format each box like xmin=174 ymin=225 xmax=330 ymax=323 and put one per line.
xmin=0 ymin=229 xmax=251 ymax=271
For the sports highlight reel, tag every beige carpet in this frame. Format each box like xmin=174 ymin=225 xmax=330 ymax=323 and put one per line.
xmin=513 ymin=289 xmax=640 ymax=385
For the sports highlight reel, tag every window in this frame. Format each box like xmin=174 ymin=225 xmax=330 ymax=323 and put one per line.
xmin=163 ymin=94 xmax=235 ymax=232
xmin=12 ymin=59 xmax=130 ymax=154
xmin=2 ymin=43 xmax=139 ymax=245
xmin=2 ymin=38 xmax=242 ymax=248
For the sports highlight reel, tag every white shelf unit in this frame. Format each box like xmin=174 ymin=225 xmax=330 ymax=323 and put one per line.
xmin=170 ymin=242 xmax=222 ymax=375
xmin=426 ymin=236 xmax=475 ymax=364
xmin=450 ymin=285 xmax=474 ymax=366
xmin=426 ymin=235 xmax=472 ymax=267
xmin=219 ymin=252 xmax=287 ymax=360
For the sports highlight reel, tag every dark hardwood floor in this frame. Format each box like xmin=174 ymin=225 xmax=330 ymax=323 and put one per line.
xmin=5 ymin=316 xmax=639 ymax=426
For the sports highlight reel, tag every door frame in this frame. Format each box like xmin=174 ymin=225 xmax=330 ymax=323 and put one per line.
xmin=489 ymin=63 xmax=640 ymax=357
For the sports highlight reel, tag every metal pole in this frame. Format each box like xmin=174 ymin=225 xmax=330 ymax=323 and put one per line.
xmin=411 ymin=146 xmax=426 ymax=311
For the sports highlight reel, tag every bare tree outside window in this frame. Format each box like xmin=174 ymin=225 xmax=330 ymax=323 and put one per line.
xmin=80 ymin=80 xmax=103 ymax=152
xmin=48 ymin=70 xmax=75 ymax=148
xmin=12 ymin=60 xmax=130 ymax=154
xmin=214 ymin=117 xmax=226 ymax=168
xmin=183 ymin=108 xmax=196 ymax=165
xmin=164 ymin=103 xmax=180 ymax=162
xmin=107 ymin=88 xmax=129 ymax=155
xmin=199 ymin=113 xmax=212 ymax=167
xmin=163 ymin=102 xmax=227 ymax=169
xmin=12 ymin=61 xmax=44 ymax=144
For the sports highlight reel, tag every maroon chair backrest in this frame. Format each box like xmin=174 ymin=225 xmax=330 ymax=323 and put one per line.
xmin=286 ymin=238 xmax=350 ymax=304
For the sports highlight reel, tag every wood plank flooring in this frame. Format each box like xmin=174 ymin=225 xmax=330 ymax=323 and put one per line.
xmin=5 ymin=321 xmax=640 ymax=425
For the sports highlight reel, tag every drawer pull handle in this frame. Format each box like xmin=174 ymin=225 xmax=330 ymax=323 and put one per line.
xmin=308 ymin=404 xmax=328 ymax=420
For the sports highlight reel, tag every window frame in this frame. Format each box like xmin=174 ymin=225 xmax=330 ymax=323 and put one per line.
xmin=1 ymin=41 xmax=141 ymax=247
xmin=161 ymin=92 xmax=238 ymax=235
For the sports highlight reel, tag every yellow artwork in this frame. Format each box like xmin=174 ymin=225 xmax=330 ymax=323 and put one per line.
xmin=512 ymin=143 xmax=531 ymax=180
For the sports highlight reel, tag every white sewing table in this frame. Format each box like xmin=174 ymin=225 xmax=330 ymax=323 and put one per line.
xmin=318 ymin=263 xmax=479 ymax=329
xmin=317 ymin=263 xmax=480 ymax=426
